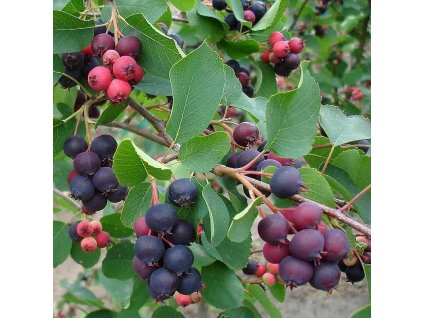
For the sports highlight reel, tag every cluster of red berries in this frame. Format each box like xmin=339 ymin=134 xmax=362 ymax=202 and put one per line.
xmin=347 ymin=86 xmax=364 ymax=101
xmin=68 ymin=220 xmax=111 ymax=253
xmin=174 ymin=291 xmax=203 ymax=308
xmin=242 ymin=259 xmax=281 ymax=287
xmin=261 ymin=32 xmax=305 ymax=77
xmin=225 ymin=60 xmax=254 ymax=97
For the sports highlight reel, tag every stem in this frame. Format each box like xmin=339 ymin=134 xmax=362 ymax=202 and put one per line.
xmin=103 ymin=121 xmax=168 ymax=146
xmin=160 ymin=235 xmax=175 ymax=247
xmin=110 ymin=0 xmax=121 ymax=45
xmin=237 ymin=151 xmax=265 ymax=172
xmin=321 ymin=145 xmax=335 ymax=174
xmin=340 ymin=184 xmax=371 ymax=212
xmin=210 ymin=120 xmax=234 ymax=135
xmin=53 ymin=188 xmax=81 ymax=210
xmin=73 ymin=112 xmax=82 ymax=135
xmin=172 ymin=17 xmax=189 ymax=23
xmin=84 ymin=104 xmax=93 ymax=146
xmin=289 ymin=0 xmax=309 ymax=31
xmin=151 ymin=177 xmax=159 ymax=205
xmin=60 ymin=73 xmax=92 ymax=97
xmin=240 ymin=171 xmax=273 ymax=178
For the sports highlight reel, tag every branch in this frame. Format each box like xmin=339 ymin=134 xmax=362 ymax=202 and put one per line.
xmin=340 ymin=184 xmax=371 ymax=212
xmin=53 ymin=188 xmax=81 ymax=210
xmin=289 ymin=0 xmax=309 ymax=31
xmin=172 ymin=16 xmax=189 ymax=23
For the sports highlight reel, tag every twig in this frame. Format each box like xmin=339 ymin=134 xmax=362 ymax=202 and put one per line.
xmin=340 ymin=184 xmax=371 ymax=212
xmin=321 ymin=145 xmax=335 ymax=174
xmin=172 ymin=16 xmax=189 ymax=23
xmin=289 ymin=0 xmax=309 ymax=31
xmin=53 ymin=188 xmax=81 ymax=210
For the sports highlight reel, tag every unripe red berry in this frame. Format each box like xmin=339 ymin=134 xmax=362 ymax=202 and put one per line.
xmin=102 ymin=50 xmax=120 ymax=70
xmin=272 ymin=41 xmax=290 ymax=58
xmin=263 ymin=242 xmax=290 ymax=263
xmin=263 ymin=272 xmax=276 ymax=286
xmin=243 ymin=10 xmax=256 ymax=23
xmin=81 ymin=237 xmax=97 ymax=252
xmin=342 ymin=251 xmax=358 ymax=267
xmin=255 ymin=262 xmax=266 ymax=277
xmin=116 ymin=36 xmax=142 ymax=59
xmin=280 ymin=207 xmax=296 ymax=223
xmin=106 ymin=79 xmax=132 ymax=103
xmin=133 ymin=216 xmax=150 ymax=237
xmin=113 ymin=56 xmax=138 ymax=81
xmin=269 ymin=52 xmax=282 ymax=64
xmin=190 ymin=292 xmax=202 ymax=303
xmin=81 ymin=44 xmax=93 ymax=57
xmin=356 ymin=236 xmax=371 ymax=252
xmin=261 ymin=50 xmax=272 ymax=63
xmin=76 ymin=221 xmax=94 ymax=238
xmin=237 ymin=72 xmax=250 ymax=87
xmin=266 ymin=263 xmax=279 ymax=275
xmin=130 ymin=64 xmax=144 ymax=85
xmin=67 ymin=170 xmax=79 ymax=184
xmin=352 ymin=89 xmax=364 ymax=100
xmin=91 ymin=33 xmax=115 ymax=57
xmin=95 ymin=231 xmax=111 ymax=248
xmin=292 ymin=202 xmax=323 ymax=230
xmin=288 ymin=37 xmax=304 ymax=54
xmin=267 ymin=153 xmax=296 ymax=166
xmin=268 ymin=31 xmax=285 ymax=47
xmin=175 ymin=292 xmax=192 ymax=307
xmin=197 ymin=224 xmax=203 ymax=235
xmin=88 ymin=66 xmax=112 ymax=91
xmin=90 ymin=220 xmax=102 ymax=235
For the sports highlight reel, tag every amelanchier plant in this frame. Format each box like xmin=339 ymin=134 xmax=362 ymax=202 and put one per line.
xmin=53 ymin=0 xmax=370 ymax=317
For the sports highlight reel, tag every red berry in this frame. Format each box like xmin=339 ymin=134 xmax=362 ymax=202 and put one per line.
xmin=269 ymin=52 xmax=281 ymax=64
xmin=255 ymin=262 xmax=267 ymax=277
xmin=288 ymin=37 xmax=304 ymax=54
xmin=113 ymin=56 xmax=138 ymax=81
xmin=268 ymin=31 xmax=285 ymax=47
xmin=76 ymin=221 xmax=94 ymax=238
xmin=258 ymin=214 xmax=289 ymax=243
xmin=81 ymin=237 xmax=97 ymax=252
xmin=261 ymin=50 xmax=272 ymax=63
xmin=175 ymin=292 xmax=192 ymax=307
xmin=272 ymin=41 xmax=290 ymax=58
xmin=196 ymin=224 xmax=203 ymax=235
xmin=88 ymin=66 xmax=112 ymax=91
xmin=106 ymin=79 xmax=132 ymax=103
xmin=130 ymin=64 xmax=144 ymax=85
xmin=232 ymin=122 xmax=259 ymax=147
xmin=237 ymin=72 xmax=250 ymax=87
xmin=91 ymin=33 xmax=115 ymax=57
xmin=116 ymin=36 xmax=142 ymax=59
xmin=80 ymin=205 xmax=93 ymax=215
xmin=292 ymin=202 xmax=323 ymax=230
xmin=90 ymin=220 xmax=102 ymax=235
xmin=263 ymin=242 xmax=290 ymax=263
xmin=67 ymin=170 xmax=79 ymax=184
xmin=262 ymin=272 xmax=276 ymax=286
xmin=352 ymin=89 xmax=364 ymax=100
xmin=323 ymin=229 xmax=350 ymax=263
xmin=243 ymin=10 xmax=256 ymax=23
xmin=81 ymin=44 xmax=93 ymax=57
xmin=266 ymin=263 xmax=279 ymax=275
xmin=280 ymin=207 xmax=296 ymax=223
xmin=133 ymin=216 xmax=150 ymax=237
xmin=95 ymin=231 xmax=111 ymax=248
xmin=102 ymin=50 xmax=120 ymax=70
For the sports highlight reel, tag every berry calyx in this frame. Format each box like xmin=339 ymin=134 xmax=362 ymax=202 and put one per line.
xmin=77 ymin=221 xmax=94 ymax=238
xmin=289 ymin=229 xmax=325 ymax=263
xmin=130 ymin=64 xmax=144 ymax=85
xmin=113 ymin=56 xmax=138 ymax=81
xmin=90 ymin=220 xmax=102 ymax=234
xmin=106 ymin=185 xmax=128 ymax=203
xmin=95 ymin=231 xmax=111 ymax=248
xmin=81 ymin=237 xmax=97 ymax=253
xmin=82 ymin=192 xmax=107 ymax=213
xmin=87 ymin=66 xmax=113 ymax=91
xmin=116 ymin=36 xmax=142 ymax=59
xmin=145 ymin=203 xmax=177 ymax=233
xmin=63 ymin=136 xmax=88 ymax=159
xmin=288 ymin=37 xmax=305 ymax=54
xmin=167 ymin=179 xmax=198 ymax=208
xmin=258 ymin=214 xmax=289 ymax=243
xmin=272 ymin=41 xmax=290 ymax=58
xmin=106 ymin=79 xmax=132 ymax=103
xmin=91 ymin=33 xmax=115 ymax=56
xmin=233 ymin=122 xmax=259 ymax=147
xmin=269 ymin=32 xmax=285 ymax=47
xmin=62 ymin=52 xmax=85 ymax=70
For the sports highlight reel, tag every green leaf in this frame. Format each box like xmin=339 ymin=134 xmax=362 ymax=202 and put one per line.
xmin=53 ymin=54 xmax=65 ymax=83
xmin=128 ymin=278 xmax=150 ymax=311
xmin=186 ymin=10 xmax=226 ymax=42
xmin=53 ymin=11 xmax=94 ymax=53
xmin=152 ymin=306 xmax=183 ymax=318
xmin=251 ymin=0 xmax=288 ymax=31
xmin=265 ymin=61 xmax=321 ymax=158
xmin=71 ymin=242 xmax=101 ymax=268
xmin=63 ymin=284 xmax=104 ymax=308
xmin=221 ymin=65 xmax=243 ymax=106
xmin=100 ymin=213 xmax=133 ymax=238
xmin=304 ymin=136 xmax=348 ymax=169
xmin=53 ymin=221 xmax=72 ymax=267
xmin=269 ymin=283 xmax=285 ymax=303
xmin=247 ymin=285 xmax=281 ymax=318
xmin=169 ymin=0 xmax=196 ymax=11
xmin=350 ymin=304 xmax=371 ymax=318
xmin=232 ymin=94 xmax=267 ymax=124
xmin=202 ymin=184 xmax=230 ymax=246
xmin=62 ymin=0 xmax=85 ymax=15
xmin=319 ymin=105 xmax=371 ymax=146
xmin=255 ymin=62 xmax=277 ymax=98
xmin=98 ymin=272 xmax=133 ymax=307
xmin=53 ymin=119 xmax=70 ymax=158
xmin=179 ymin=132 xmax=230 ymax=172
xmin=85 ymin=309 xmax=117 ymax=318
xmin=218 ymin=307 xmax=256 ymax=318
xmin=202 ymin=262 xmax=244 ymax=309
xmin=166 ymin=43 xmax=225 ymax=143
xmin=103 ymin=0 xmax=167 ymax=23
xmin=217 ymin=39 xmax=260 ymax=59
xmin=189 ymin=243 xmax=216 ymax=268
xmin=227 ymin=197 xmax=262 ymax=243
xmin=364 ymin=264 xmax=371 ymax=303
xmin=102 ymin=241 xmax=135 ymax=280
xmin=299 ymin=168 xmax=336 ymax=207
xmin=121 ymin=183 xmax=153 ymax=229
xmin=227 ymin=0 xmax=247 ymax=22
xmin=333 ymin=149 xmax=371 ymax=189
xmin=95 ymin=102 xmax=127 ymax=128
xmin=113 ymin=139 xmax=172 ymax=187
xmin=137 ymin=72 xmax=172 ymax=96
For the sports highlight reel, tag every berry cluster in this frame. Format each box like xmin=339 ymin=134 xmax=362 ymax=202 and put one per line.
xmin=64 ymin=134 xmax=128 ymax=214
xmin=225 ymin=60 xmax=254 ymax=97
xmin=261 ymin=32 xmax=305 ymax=77
xmin=174 ymin=291 xmax=203 ymax=308
xmin=132 ymin=179 xmax=203 ymax=302
xmin=58 ymin=51 xmax=100 ymax=89
xmin=243 ymin=259 xmax=283 ymax=287
xmin=347 ymin=86 xmax=364 ymax=101
xmin=338 ymin=236 xmax=370 ymax=284
xmin=68 ymin=220 xmax=111 ymax=253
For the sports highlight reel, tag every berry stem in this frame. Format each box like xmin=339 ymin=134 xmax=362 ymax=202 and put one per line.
xmin=210 ymin=120 xmax=234 ymax=134
xmin=73 ymin=112 xmax=82 ymax=135
xmin=237 ymin=150 xmax=265 ymax=172
xmin=289 ymin=0 xmax=309 ymax=31
xmin=339 ymin=184 xmax=371 ymax=212
xmin=160 ymin=235 xmax=175 ymax=247
xmin=53 ymin=188 xmax=82 ymax=210
xmin=240 ymin=170 xmax=273 ymax=177
xmin=172 ymin=16 xmax=189 ymax=23
xmin=83 ymin=103 xmax=93 ymax=147
xmin=60 ymin=73 xmax=92 ymax=98
xmin=110 ymin=0 xmax=121 ymax=46
xmin=150 ymin=177 xmax=159 ymax=205
xmin=320 ymin=145 xmax=335 ymax=174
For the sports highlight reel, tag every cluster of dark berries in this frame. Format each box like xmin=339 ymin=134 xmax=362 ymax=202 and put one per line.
xmin=243 ymin=259 xmax=281 ymax=286
xmin=213 ymin=1 xmax=267 ymax=31
xmin=338 ymin=236 xmax=370 ymax=284
xmin=68 ymin=220 xmax=111 ymax=253
xmin=225 ymin=60 xmax=254 ymax=97
xmin=73 ymin=90 xmax=102 ymax=119
xmin=157 ymin=23 xmax=184 ymax=48
xmin=132 ymin=179 xmax=203 ymax=302
xmin=261 ymin=32 xmax=305 ymax=77
xmin=64 ymin=134 xmax=128 ymax=214
xmin=257 ymin=202 xmax=353 ymax=292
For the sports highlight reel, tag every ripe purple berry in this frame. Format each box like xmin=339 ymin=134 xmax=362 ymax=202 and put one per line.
xmin=163 ymin=245 xmax=194 ymax=275
xmin=91 ymin=33 xmax=115 ymax=57
xmin=70 ymin=176 xmax=95 ymax=201
xmin=73 ymin=151 xmax=101 ymax=176
xmin=236 ymin=149 xmax=265 ymax=170
xmin=177 ymin=267 xmax=202 ymax=295
xmin=270 ymin=166 xmax=302 ymax=198
xmin=164 ymin=220 xmax=195 ymax=246
xmin=279 ymin=256 xmax=314 ymax=288
xmin=92 ymin=167 xmax=118 ymax=193
xmin=323 ymin=229 xmax=350 ymax=263
xmin=91 ymin=134 xmax=117 ymax=162
xmin=116 ymin=36 xmax=142 ymax=59
xmin=242 ymin=259 xmax=258 ymax=275
xmin=148 ymin=268 xmax=180 ymax=302
xmin=63 ymin=136 xmax=88 ymax=159
xmin=258 ymin=214 xmax=289 ymax=243
xmin=82 ymin=192 xmax=107 ymax=213
xmin=106 ymin=185 xmax=128 ymax=203
xmin=310 ymin=262 xmax=341 ymax=292
xmin=132 ymin=256 xmax=157 ymax=280
xmin=167 ymin=179 xmax=198 ymax=208
xmin=289 ymin=229 xmax=325 ymax=263
xmin=145 ymin=203 xmax=177 ymax=234
xmin=62 ymin=52 xmax=85 ymax=70
xmin=134 ymin=235 xmax=165 ymax=266
xmin=232 ymin=122 xmax=259 ymax=147
xmin=292 ymin=202 xmax=323 ymax=230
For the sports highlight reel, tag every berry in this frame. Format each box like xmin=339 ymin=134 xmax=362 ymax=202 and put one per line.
xmin=88 ymin=66 xmax=112 ymax=91
xmin=77 ymin=221 xmax=94 ymax=238
xmin=81 ymin=44 xmax=93 ymax=56
xmin=266 ymin=263 xmax=279 ymax=275
xmin=310 ymin=262 xmax=341 ymax=291
xmin=167 ymin=179 xmax=198 ymax=208
xmin=338 ymin=260 xmax=347 ymax=272
xmin=68 ymin=222 xmax=81 ymax=241
xmin=133 ymin=216 xmax=150 ymax=237
xmin=289 ymin=229 xmax=325 ymax=262
xmin=158 ymin=23 xmax=168 ymax=35
xmin=70 ymin=176 xmax=95 ymax=201
xmin=226 ymin=60 xmax=241 ymax=73
xmin=361 ymin=252 xmax=371 ymax=264
xmin=236 ymin=149 xmax=265 ymax=170
xmin=107 ymin=185 xmax=128 ymax=203
xmin=282 ymin=53 xmax=301 ymax=70
xmin=177 ymin=268 xmax=202 ymax=295
xmin=81 ymin=237 xmax=97 ymax=252
xmin=134 ymin=235 xmax=165 ymax=265
xmin=255 ymin=262 xmax=267 ymax=278
xmin=95 ymin=231 xmax=111 ymax=248
xmin=73 ymin=151 xmax=101 ymax=176
xmin=239 ymin=66 xmax=250 ymax=76
xmin=237 ymin=72 xmax=250 ymax=87
xmin=63 ymin=136 xmax=88 ymax=159
xmin=212 ymin=0 xmax=227 ymax=10
xmin=165 ymin=219 xmax=195 ymax=245
xmin=145 ymin=204 xmax=177 ymax=233
xmin=292 ymin=202 xmax=323 ymax=230
xmin=317 ymin=222 xmax=328 ymax=234
xmin=191 ymin=292 xmax=202 ymax=303
xmin=130 ymin=64 xmax=144 ymax=85
xmin=342 ymin=251 xmax=358 ymax=267
xmin=261 ymin=50 xmax=271 ymax=63
xmin=175 ymin=292 xmax=191 ymax=307
xmin=233 ymin=122 xmax=259 ymax=147
xmin=288 ymin=37 xmax=304 ymax=54
xmin=242 ymin=259 xmax=258 ymax=275
xmin=356 ymin=236 xmax=371 ymax=252
xmin=346 ymin=263 xmax=365 ymax=283
xmin=59 ymin=67 xmax=82 ymax=88
xmin=163 ymin=245 xmax=194 ymax=275
xmin=267 ymin=153 xmax=296 ymax=166
xmin=106 ymin=79 xmax=132 ymax=103
xmin=268 ymin=32 xmax=285 ymax=47
xmin=90 ymin=220 xmax=102 ymax=234
xmin=169 ymin=33 xmax=185 ymax=48
xmin=81 ymin=57 xmax=100 ymax=77
xmin=113 ymin=56 xmax=138 ymax=81
xmin=149 ymin=268 xmax=180 ymax=302
xmin=92 ymin=167 xmax=118 ymax=193
xmin=258 ymin=214 xmax=289 ymax=243
xmin=62 ymin=52 xmax=85 ymax=70
xmin=133 ymin=256 xmax=157 ymax=280
xmin=91 ymin=33 xmax=115 ymax=56
xmin=281 ymin=207 xmax=296 ymax=223
xmin=224 ymin=14 xmax=240 ymax=31
xmin=323 ymin=229 xmax=350 ymax=263
xmin=243 ymin=10 xmax=256 ymax=23
xmin=102 ymin=50 xmax=120 ymax=70
xmin=250 ymin=1 xmax=266 ymax=21
xmin=116 ymin=36 xmax=142 ymax=59
xmin=263 ymin=242 xmax=290 ymax=263
xmin=226 ymin=151 xmax=242 ymax=168
xmin=274 ymin=63 xmax=292 ymax=77
xmin=263 ymin=272 xmax=276 ymax=286
xmin=257 ymin=159 xmax=283 ymax=171
xmin=269 ymin=53 xmax=282 ymax=64
xmin=94 ymin=20 xmax=107 ymax=36
xmin=82 ymin=192 xmax=107 ymax=213
xmin=279 ymin=256 xmax=314 ymax=288
xmin=243 ymin=84 xmax=255 ymax=97
xmin=257 ymin=140 xmax=267 ymax=152
xmin=272 ymin=41 xmax=290 ymax=58
xmin=91 ymin=134 xmax=118 ymax=162
xmin=270 ymin=166 xmax=302 ymax=198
